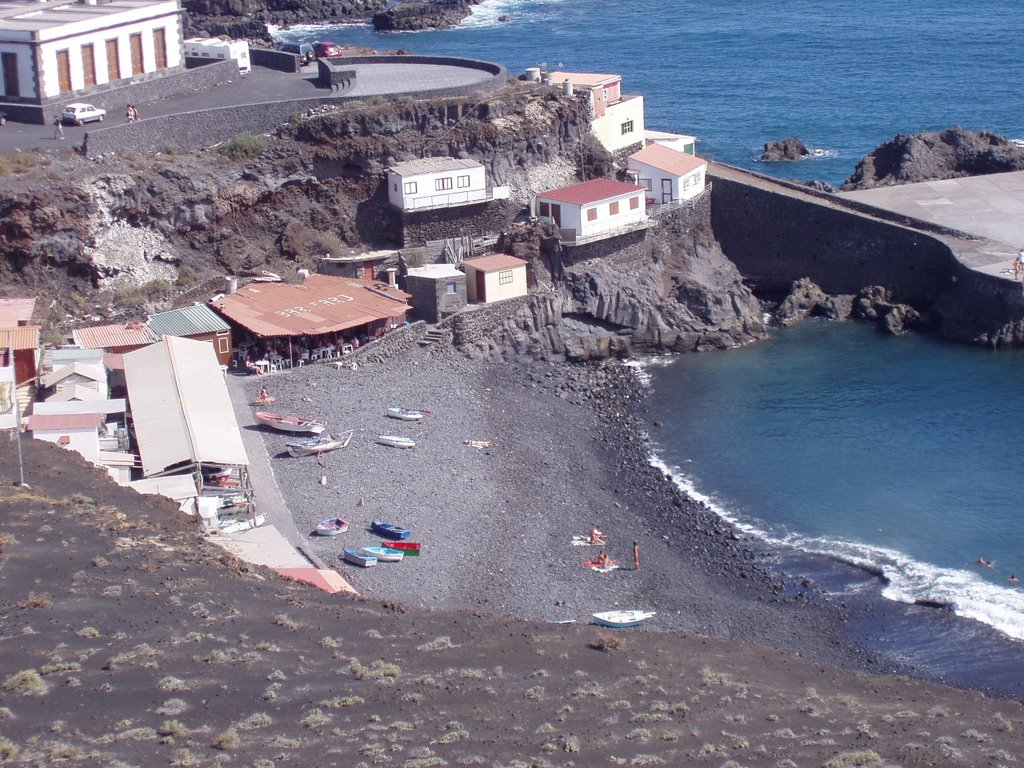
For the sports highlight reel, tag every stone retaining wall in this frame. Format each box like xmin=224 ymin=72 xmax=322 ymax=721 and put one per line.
xmin=81 ymin=55 xmax=507 ymax=156
xmin=449 ymin=294 xmax=537 ymax=348
xmin=399 ymin=200 xmax=515 ymax=247
xmin=250 ymin=48 xmax=301 ymax=74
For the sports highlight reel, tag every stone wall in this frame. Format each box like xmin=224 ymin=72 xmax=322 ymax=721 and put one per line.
xmin=81 ymin=55 xmax=508 ymax=156
xmin=708 ymin=166 xmax=1024 ymax=345
xmin=559 ymin=227 xmax=649 ymax=270
xmin=250 ymin=48 xmax=300 ymax=73
xmin=405 ymin=274 xmax=467 ymax=322
xmin=399 ymin=200 xmax=516 ymax=247
xmin=449 ymin=294 xmax=537 ymax=349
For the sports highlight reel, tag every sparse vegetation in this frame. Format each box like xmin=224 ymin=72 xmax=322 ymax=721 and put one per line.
xmin=217 ymin=132 xmax=266 ymax=160
xmin=2 ymin=669 xmax=47 ymax=696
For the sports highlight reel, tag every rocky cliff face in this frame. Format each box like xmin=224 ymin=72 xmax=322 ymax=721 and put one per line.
xmin=183 ymin=0 xmax=386 ymax=38
xmin=842 ymin=126 xmax=1024 ymax=191
xmin=372 ymin=0 xmax=481 ymax=31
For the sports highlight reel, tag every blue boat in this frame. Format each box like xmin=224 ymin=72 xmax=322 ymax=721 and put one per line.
xmin=371 ymin=520 xmax=412 ymax=540
xmin=359 ymin=545 xmax=404 ymax=562
xmin=342 ymin=547 xmax=376 ymax=568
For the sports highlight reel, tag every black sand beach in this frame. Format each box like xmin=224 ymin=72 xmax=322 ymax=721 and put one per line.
xmin=248 ymin=344 xmax=878 ymax=673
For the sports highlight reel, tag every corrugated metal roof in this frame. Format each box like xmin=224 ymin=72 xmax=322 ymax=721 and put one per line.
xmin=0 ymin=325 xmax=40 ymax=350
xmin=628 ymin=143 xmax=706 ymax=176
xmin=0 ymin=297 xmax=36 ymax=326
xmin=123 ymin=337 xmax=248 ymax=475
xmin=28 ymin=412 xmax=103 ymax=431
xmin=72 ymin=322 xmax=160 ymax=350
xmin=52 ymin=348 xmax=105 ymax=364
xmin=538 ymin=178 xmax=646 ymax=206
xmin=462 ymin=254 xmax=528 ymax=273
xmin=389 ymin=157 xmax=482 ymax=177
xmin=148 ymin=303 xmax=231 ymax=337
xmin=211 ymin=274 xmax=412 ymax=338
xmin=41 ymin=361 xmax=106 ymax=388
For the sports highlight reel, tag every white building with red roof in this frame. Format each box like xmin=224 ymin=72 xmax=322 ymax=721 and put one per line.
xmin=548 ymin=71 xmax=645 ymax=154
xmin=462 ymin=254 xmax=528 ymax=303
xmin=534 ymin=178 xmax=647 ymax=245
xmin=627 ymin=143 xmax=708 ymax=205
xmin=28 ymin=411 xmax=103 ymax=464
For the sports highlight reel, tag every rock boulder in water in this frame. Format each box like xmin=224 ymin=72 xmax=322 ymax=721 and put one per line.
xmin=761 ymin=138 xmax=810 ymax=161
xmin=841 ymin=126 xmax=1024 ymax=191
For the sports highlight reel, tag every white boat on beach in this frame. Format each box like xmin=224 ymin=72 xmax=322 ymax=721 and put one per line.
xmin=386 ymin=407 xmax=428 ymax=421
xmin=254 ymin=410 xmax=326 ymax=434
xmin=378 ymin=435 xmax=417 ymax=449
xmin=286 ymin=429 xmax=353 ymax=457
xmin=592 ymin=610 xmax=656 ymax=628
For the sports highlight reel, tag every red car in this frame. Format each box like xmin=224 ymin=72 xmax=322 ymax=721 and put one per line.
xmin=313 ymin=41 xmax=344 ymax=59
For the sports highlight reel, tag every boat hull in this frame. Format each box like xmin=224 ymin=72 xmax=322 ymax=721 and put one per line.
xmin=386 ymin=407 xmax=425 ymax=421
xmin=371 ymin=520 xmax=412 ymax=540
xmin=360 ymin=546 xmax=404 ymax=562
xmin=254 ymin=410 xmax=326 ymax=434
xmin=342 ymin=547 xmax=376 ymax=567
xmin=592 ymin=611 xmax=655 ymax=628
xmin=377 ymin=435 xmax=417 ymax=448
xmin=383 ymin=541 xmax=420 ymax=555
xmin=314 ymin=518 xmax=349 ymax=536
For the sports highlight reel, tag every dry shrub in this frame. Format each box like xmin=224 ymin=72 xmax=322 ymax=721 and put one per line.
xmin=590 ymin=634 xmax=625 ymax=652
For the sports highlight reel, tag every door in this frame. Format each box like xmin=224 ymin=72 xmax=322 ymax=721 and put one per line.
xmin=475 ymin=270 xmax=486 ymax=303
xmin=105 ymin=39 xmax=121 ymax=81
xmin=153 ymin=28 xmax=167 ymax=69
xmin=551 ymin=203 xmax=561 ymax=228
xmin=661 ymin=178 xmax=673 ymax=203
xmin=81 ymin=44 xmax=96 ymax=87
xmin=56 ymin=50 xmax=72 ymax=94
xmin=129 ymin=33 xmax=143 ymax=75
xmin=1 ymin=52 xmax=18 ymax=98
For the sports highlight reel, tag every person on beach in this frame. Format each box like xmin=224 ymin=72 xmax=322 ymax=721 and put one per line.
xmin=596 ymin=550 xmax=612 ymax=568
xmin=633 ymin=541 xmax=640 ymax=571
xmin=589 ymin=526 xmax=607 ymax=545
xmin=258 ymin=386 xmax=271 ymax=403
xmin=53 ymin=115 xmax=64 ymax=140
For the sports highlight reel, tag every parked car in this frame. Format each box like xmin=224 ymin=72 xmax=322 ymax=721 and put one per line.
xmin=61 ymin=103 xmax=106 ymax=125
xmin=277 ymin=41 xmax=314 ymax=65
xmin=312 ymin=41 xmax=344 ymax=59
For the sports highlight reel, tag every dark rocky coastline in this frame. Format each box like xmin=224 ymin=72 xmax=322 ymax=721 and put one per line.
xmin=372 ymin=0 xmax=482 ymax=31
xmin=761 ymin=137 xmax=810 ymax=161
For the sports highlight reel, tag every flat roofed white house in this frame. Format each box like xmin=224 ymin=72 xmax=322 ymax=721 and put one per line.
xmin=462 ymin=254 xmax=528 ymax=303
xmin=388 ymin=157 xmax=491 ymax=212
xmin=183 ymin=36 xmax=249 ymax=75
xmin=535 ymin=178 xmax=647 ymax=245
xmin=548 ymin=70 xmax=645 ymax=155
xmin=644 ymin=128 xmax=697 ymax=156
xmin=0 ymin=0 xmax=183 ymax=104
xmin=628 ymin=143 xmax=708 ymax=205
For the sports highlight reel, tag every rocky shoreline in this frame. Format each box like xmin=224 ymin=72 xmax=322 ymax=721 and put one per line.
xmin=248 ymin=341 xmax=883 ymax=676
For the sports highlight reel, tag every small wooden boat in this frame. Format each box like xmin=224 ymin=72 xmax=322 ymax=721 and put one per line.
xmin=592 ymin=610 xmax=656 ymax=628
xmin=286 ymin=429 xmax=353 ymax=457
xmin=342 ymin=547 xmax=376 ymax=568
xmin=254 ymin=410 xmax=326 ymax=434
xmin=359 ymin=545 xmax=404 ymax=562
xmin=371 ymin=520 xmax=411 ymax=540
xmin=386 ymin=407 xmax=428 ymax=421
xmin=382 ymin=541 xmax=420 ymax=556
xmin=314 ymin=517 xmax=350 ymax=537
xmin=377 ymin=435 xmax=417 ymax=449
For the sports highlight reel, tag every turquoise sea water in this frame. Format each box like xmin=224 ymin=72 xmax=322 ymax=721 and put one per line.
xmin=281 ymin=1 xmax=1024 ymax=688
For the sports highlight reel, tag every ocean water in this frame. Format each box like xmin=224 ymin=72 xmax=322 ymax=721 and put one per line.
xmin=279 ymin=0 xmax=1024 ymax=187
xmin=280 ymin=1 xmax=1024 ymax=688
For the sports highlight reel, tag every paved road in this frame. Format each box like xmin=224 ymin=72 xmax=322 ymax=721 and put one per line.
xmin=0 ymin=60 xmax=493 ymax=154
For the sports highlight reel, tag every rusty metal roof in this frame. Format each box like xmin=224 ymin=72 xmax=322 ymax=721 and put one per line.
xmin=0 ymin=325 xmax=40 ymax=351
xmin=0 ymin=297 xmax=36 ymax=326
xmin=72 ymin=322 xmax=160 ymax=350
xmin=28 ymin=412 xmax=103 ymax=432
xmin=210 ymin=275 xmax=412 ymax=338
xmin=462 ymin=254 xmax=528 ymax=273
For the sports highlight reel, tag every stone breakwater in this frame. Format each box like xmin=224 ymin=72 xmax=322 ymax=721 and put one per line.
xmin=246 ymin=345 xmax=878 ymax=674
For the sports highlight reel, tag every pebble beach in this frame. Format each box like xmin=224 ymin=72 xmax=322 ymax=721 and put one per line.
xmin=244 ymin=343 xmax=880 ymax=674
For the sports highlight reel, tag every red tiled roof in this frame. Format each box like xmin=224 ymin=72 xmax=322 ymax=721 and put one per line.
xmin=629 ymin=143 xmax=707 ymax=176
xmin=72 ymin=322 xmax=160 ymax=350
xmin=538 ymin=178 xmax=646 ymax=206
xmin=462 ymin=254 xmax=528 ymax=273
xmin=0 ymin=325 xmax=40 ymax=351
xmin=28 ymin=412 xmax=103 ymax=432
xmin=0 ymin=297 xmax=36 ymax=326
xmin=210 ymin=275 xmax=412 ymax=338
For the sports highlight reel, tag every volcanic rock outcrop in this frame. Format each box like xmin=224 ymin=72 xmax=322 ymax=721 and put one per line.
xmin=842 ymin=126 xmax=1024 ymax=191
xmin=373 ymin=0 xmax=481 ymax=31
xmin=761 ymin=137 xmax=810 ymax=161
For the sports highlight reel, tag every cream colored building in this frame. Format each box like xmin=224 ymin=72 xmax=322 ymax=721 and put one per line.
xmin=548 ymin=70 xmax=645 ymax=154
xmin=463 ymin=254 xmax=528 ymax=303
xmin=0 ymin=0 xmax=182 ymax=103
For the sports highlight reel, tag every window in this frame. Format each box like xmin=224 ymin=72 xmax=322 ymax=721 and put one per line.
xmin=621 ymin=120 xmax=634 ymax=135
xmin=403 ymin=181 xmax=417 ymax=195
xmin=457 ymin=175 xmax=470 ymax=188
xmin=587 ymin=208 xmax=597 ymax=222
xmin=602 ymin=88 xmax=608 ymax=102
xmin=629 ymin=196 xmax=640 ymax=210
xmin=539 ymin=202 xmax=550 ymax=217
xmin=609 ymin=201 xmax=619 ymax=215
xmin=445 ymin=282 xmax=458 ymax=294
xmin=435 ymin=176 xmax=454 ymax=191
xmin=683 ymin=174 xmax=696 ymax=189
xmin=498 ymin=270 xmax=514 ymax=285
xmin=641 ymin=178 xmax=652 ymax=191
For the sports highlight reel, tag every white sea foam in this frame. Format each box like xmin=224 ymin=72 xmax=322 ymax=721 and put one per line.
xmin=271 ymin=21 xmax=368 ymax=41
xmin=806 ymin=148 xmax=838 ymax=159
xmin=623 ymin=355 xmax=675 ymax=388
xmin=649 ymin=451 xmax=1024 ymax=641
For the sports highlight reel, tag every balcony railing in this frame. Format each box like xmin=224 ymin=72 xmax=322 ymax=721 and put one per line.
xmin=400 ymin=188 xmax=493 ymax=213
xmin=558 ymin=217 xmax=650 ymax=246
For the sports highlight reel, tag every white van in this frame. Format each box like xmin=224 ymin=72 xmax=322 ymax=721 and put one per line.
xmin=183 ymin=38 xmax=251 ymax=75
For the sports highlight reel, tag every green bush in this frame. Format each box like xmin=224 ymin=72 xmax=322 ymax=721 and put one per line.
xmin=217 ymin=133 xmax=266 ymax=161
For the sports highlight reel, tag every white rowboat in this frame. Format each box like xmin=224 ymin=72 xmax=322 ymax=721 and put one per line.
xmin=592 ymin=610 xmax=656 ymax=628
xmin=254 ymin=410 xmax=326 ymax=434
xmin=286 ymin=429 xmax=353 ymax=457
xmin=386 ymin=407 xmax=428 ymax=421
xmin=378 ymin=435 xmax=417 ymax=449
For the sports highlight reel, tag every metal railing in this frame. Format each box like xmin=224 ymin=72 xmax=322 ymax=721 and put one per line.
xmin=559 ymin=218 xmax=650 ymax=246
xmin=401 ymin=188 xmax=493 ymax=212
xmin=647 ymin=183 xmax=713 ymax=219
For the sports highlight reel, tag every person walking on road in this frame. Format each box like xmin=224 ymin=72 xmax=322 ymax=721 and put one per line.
xmin=53 ymin=115 xmax=63 ymax=140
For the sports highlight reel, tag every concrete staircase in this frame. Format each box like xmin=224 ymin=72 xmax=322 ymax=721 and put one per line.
xmin=418 ymin=328 xmax=449 ymax=348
